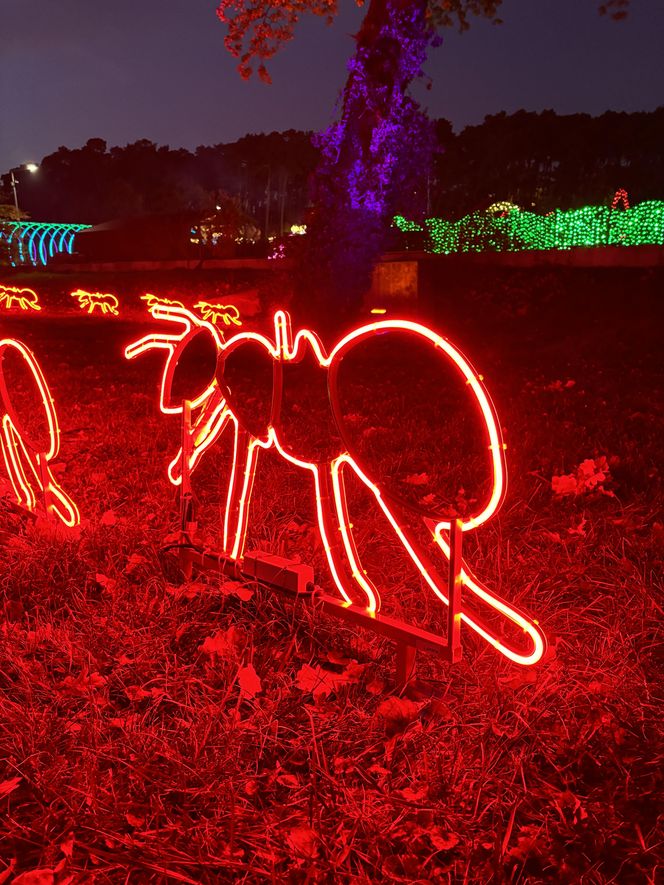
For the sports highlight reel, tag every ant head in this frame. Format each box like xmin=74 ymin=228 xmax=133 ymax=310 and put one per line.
xmin=163 ymin=325 xmax=219 ymax=413
xmin=125 ymin=305 xmax=222 ymax=414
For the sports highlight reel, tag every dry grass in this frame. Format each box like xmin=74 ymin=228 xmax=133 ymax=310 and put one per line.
xmin=0 ymin=266 xmax=662 ymax=883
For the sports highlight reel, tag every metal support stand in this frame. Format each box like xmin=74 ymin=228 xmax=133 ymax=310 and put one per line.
xmin=172 ymin=410 xmax=464 ymax=686
xmin=448 ymin=518 xmax=463 ymax=664
xmin=38 ymin=453 xmax=51 ymax=517
xmin=179 ymin=400 xmax=196 ymax=579
xmin=175 ymin=524 xmax=464 ymax=689
xmin=395 ymin=642 xmax=417 ymax=687
xmin=314 ymin=517 xmax=462 ymax=688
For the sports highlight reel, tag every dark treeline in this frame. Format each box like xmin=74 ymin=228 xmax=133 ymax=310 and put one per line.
xmin=432 ymin=108 xmax=664 ymax=216
xmin=2 ymin=108 xmax=662 ymax=229
xmin=0 ymin=131 xmax=318 ymax=232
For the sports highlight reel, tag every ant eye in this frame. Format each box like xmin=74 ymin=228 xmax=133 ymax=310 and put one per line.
xmin=217 ymin=339 xmax=274 ymax=441
xmin=167 ymin=329 xmax=218 ymax=408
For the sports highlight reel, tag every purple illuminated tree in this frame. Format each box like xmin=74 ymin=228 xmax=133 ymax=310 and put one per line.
xmin=307 ymin=0 xmax=439 ymax=306
xmin=216 ymin=0 xmax=630 ymax=308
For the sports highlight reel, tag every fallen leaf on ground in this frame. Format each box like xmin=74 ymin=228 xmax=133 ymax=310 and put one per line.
xmin=551 ymin=474 xmax=577 ymax=496
xmin=124 ymin=553 xmax=147 ymax=575
xmin=376 ymin=696 xmax=420 ymax=734
xmin=287 ymin=825 xmax=319 ymax=860
xmin=12 ymin=872 xmax=54 ymax=885
xmin=60 ymin=670 xmax=107 ymax=695
xmin=95 ymin=573 xmax=116 ymax=592
xmin=199 ymin=625 xmax=246 ymax=659
xmin=125 ymin=684 xmax=151 ymax=702
xmin=238 ymin=663 xmax=262 ymax=698
xmin=0 ymin=776 xmax=21 ymax=799
xmin=552 ymin=456 xmax=612 ymax=496
xmin=295 ymin=663 xmax=345 ymax=699
xmin=221 ymin=580 xmax=254 ymax=601
xmin=60 ymin=832 xmax=75 ymax=859
xmin=429 ymin=831 xmax=460 ymax=852
xmin=405 ymin=472 xmax=429 ymax=486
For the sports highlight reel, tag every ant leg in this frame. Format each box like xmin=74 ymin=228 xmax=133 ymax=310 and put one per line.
xmin=1 ymin=419 xmax=78 ymax=526
xmin=327 ymin=457 xmax=544 ymax=663
xmin=432 ymin=524 xmax=546 ymax=666
xmin=223 ymin=427 xmax=263 ymax=561
xmin=318 ymin=461 xmax=380 ymax=610
xmin=1 ymin=419 xmax=36 ymax=509
xmin=167 ymin=391 xmax=231 ymax=485
xmin=39 ymin=456 xmax=80 ymax=527
xmin=331 ymin=455 xmax=464 ymax=620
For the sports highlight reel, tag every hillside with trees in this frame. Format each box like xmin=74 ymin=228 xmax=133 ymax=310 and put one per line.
xmin=2 ymin=108 xmax=662 ymax=230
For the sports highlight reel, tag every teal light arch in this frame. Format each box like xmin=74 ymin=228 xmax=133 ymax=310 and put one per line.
xmin=0 ymin=220 xmax=90 ymax=267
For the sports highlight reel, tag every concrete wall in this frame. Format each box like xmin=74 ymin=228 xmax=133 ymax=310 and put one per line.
xmin=370 ymin=246 xmax=664 ymax=301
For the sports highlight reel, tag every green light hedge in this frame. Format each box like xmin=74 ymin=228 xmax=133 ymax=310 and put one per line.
xmin=393 ymin=201 xmax=664 ymax=254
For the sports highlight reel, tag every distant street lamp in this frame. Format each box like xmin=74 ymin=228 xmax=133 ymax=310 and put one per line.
xmin=9 ymin=172 xmax=19 ymax=214
xmin=9 ymin=163 xmax=39 ymax=214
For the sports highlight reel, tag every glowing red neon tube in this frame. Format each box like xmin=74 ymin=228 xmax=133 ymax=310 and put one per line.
xmin=127 ymin=306 xmax=546 ymax=666
xmin=0 ymin=338 xmax=80 ymax=527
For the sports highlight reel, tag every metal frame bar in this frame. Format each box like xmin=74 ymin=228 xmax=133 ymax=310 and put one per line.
xmin=175 ymin=400 xmax=463 ymax=686
xmin=178 ymin=537 xmax=462 ymax=686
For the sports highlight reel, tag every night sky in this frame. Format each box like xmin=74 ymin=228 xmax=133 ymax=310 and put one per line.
xmin=2 ymin=0 xmax=663 ymax=172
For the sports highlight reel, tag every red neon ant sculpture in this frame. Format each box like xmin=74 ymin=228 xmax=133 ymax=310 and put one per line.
xmin=0 ymin=338 xmax=79 ymax=527
xmin=127 ymin=306 xmax=546 ymax=667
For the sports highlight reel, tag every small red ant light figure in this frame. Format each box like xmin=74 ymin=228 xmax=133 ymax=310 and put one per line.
xmin=127 ymin=306 xmax=546 ymax=668
xmin=0 ymin=337 xmax=79 ymax=527
xmin=194 ymin=301 xmax=242 ymax=327
xmin=141 ymin=293 xmax=185 ymax=312
xmin=71 ymin=289 xmax=119 ymax=316
xmin=0 ymin=284 xmax=41 ymax=312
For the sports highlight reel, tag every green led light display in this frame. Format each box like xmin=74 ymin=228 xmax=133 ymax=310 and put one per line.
xmin=394 ymin=201 xmax=664 ymax=254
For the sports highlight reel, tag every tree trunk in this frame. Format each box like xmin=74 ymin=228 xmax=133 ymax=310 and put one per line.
xmin=297 ymin=0 xmax=435 ymax=317
xmin=279 ymin=166 xmax=288 ymax=235
xmin=264 ymin=165 xmax=271 ymax=241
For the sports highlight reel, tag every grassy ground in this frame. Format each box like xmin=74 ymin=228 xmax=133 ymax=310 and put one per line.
xmin=0 ymin=266 xmax=662 ymax=883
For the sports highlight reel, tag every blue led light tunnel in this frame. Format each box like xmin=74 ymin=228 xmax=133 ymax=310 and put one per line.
xmin=0 ymin=221 xmax=90 ymax=267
